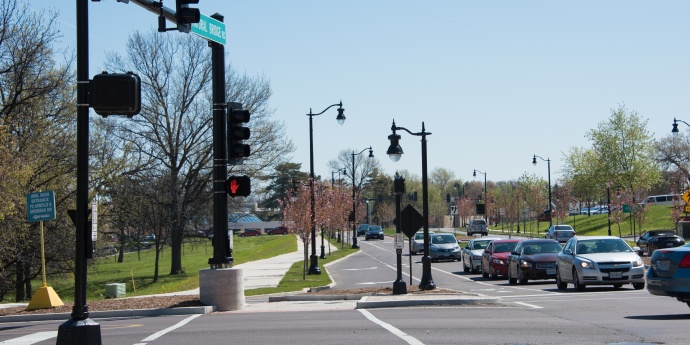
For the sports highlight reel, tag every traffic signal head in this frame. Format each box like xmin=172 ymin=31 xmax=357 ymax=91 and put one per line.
xmin=227 ymin=102 xmax=251 ymax=164
xmin=176 ymin=0 xmax=200 ymax=32
xmin=91 ymin=72 xmax=141 ymax=117
xmin=227 ymin=175 xmax=251 ymax=197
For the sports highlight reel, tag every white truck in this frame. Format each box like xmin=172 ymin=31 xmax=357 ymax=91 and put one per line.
xmin=467 ymin=219 xmax=488 ymax=236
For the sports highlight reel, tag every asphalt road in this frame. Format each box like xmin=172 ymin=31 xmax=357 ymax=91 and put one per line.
xmin=4 ymin=231 xmax=690 ymax=345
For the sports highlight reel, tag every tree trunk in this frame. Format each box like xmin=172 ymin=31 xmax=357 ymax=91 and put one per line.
xmin=15 ymin=261 xmax=25 ymax=302
xmin=24 ymin=264 xmax=32 ymax=300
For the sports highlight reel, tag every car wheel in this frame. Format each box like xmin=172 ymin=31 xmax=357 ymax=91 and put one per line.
xmin=556 ymin=269 xmax=567 ymax=290
xmin=648 ymin=245 xmax=654 ymax=257
xmin=573 ymin=269 xmax=585 ymax=291
xmin=612 ymin=283 xmax=623 ymax=288
xmin=488 ymin=264 xmax=496 ymax=280
xmin=508 ymin=268 xmax=517 ymax=284
xmin=518 ymin=268 xmax=528 ymax=285
xmin=481 ymin=262 xmax=489 ymax=278
xmin=239 ymin=234 xmax=244 ymax=237
xmin=255 ymin=234 xmax=259 ymax=237
xmin=633 ymin=282 xmax=645 ymax=290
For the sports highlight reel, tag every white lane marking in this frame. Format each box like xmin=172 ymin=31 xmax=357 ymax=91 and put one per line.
xmin=141 ymin=314 xmax=201 ymax=342
xmin=515 ymin=301 xmax=543 ymax=309
xmin=357 ymin=281 xmax=395 ymax=285
xmin=0 ymin=331 xmax=57 ymax=345
xmin=342 ymin=267 xmax=378 ymax=271
xmin=358 ymin=309 xmax=425 ymax=345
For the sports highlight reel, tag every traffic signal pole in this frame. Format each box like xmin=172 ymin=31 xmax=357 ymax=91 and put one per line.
xmin=209 ymin=13 xmax=232 ymax=268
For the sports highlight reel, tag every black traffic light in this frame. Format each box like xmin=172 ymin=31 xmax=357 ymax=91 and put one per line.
xmin=227 ymin=175 xmax=251 ymax=197
xmin=90 ymin=72 xmax=141 ymax=117
xmin=176 ymin=0 xmax=200 ymax=32
xmin=227 ymin=102 xmax=251 ymax=164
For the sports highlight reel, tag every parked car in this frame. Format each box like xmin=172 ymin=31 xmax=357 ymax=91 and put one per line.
xmin=646 ymin=243 xmax=690 ymax=308
xmin=356 ymin=224 xmax=370 ymax=236
xmin=239 ymin=229 xmax=262 ymax=237
xmin=429 ymin=233 xmax=461 ymax=262
xmin=411 ymin=231 xmax=434 ymax=254
xmin=507 ymin=239 xmax=561 ymax=284
xmin=365 ymin=225 xmax=384 ymax=240
xmin=467 ymin=219 xmax=488 ymax=236
xmin=555 ymin=236 xmax=645 ymax=291
xmin=637 ymin=230 xmax=685 ymax=256
xmin=266 ymin=226 xmax=289 ymax=235
xmin=145 ymin=234 xmax=156 ymax=241
xmin=544 ymin=224 xmax=576 ymax=243
xmin=481 ymin=239 xmax=521 ymax=279
xmin=462 ymin=238 xmax=500 ymax=273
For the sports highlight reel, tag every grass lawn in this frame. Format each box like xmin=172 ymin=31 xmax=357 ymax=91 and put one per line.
xmin=28 ymin=234 xmax=297 ymax=303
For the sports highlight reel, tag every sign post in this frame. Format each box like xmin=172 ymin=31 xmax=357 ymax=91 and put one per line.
xmin=25 ymin=191 xmax=64 ymax=310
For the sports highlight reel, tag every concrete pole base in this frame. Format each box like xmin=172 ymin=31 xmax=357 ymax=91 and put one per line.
xmin=199 ymin=268 xmax=244 ymax=311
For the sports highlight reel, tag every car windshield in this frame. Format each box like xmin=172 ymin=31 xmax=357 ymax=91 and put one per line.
xmin=522 ymin=242 xmax=562 ymax=254
xmin=414 ymin=232 xmax=433 ymax=240
xmin=472 ymin=240 xmax=492 ymax=250
xmin=576 ymin=239 xmax=632 ymax=254
xmin=431 ymin=234 xmax=457 ymax=244
xmin=555 ymin=226 xmax=573 ymax=231
xmin=493 ymin=242 xmax=519 ymax=253
xmin=368 ymin=226 xmax=382 ymax=232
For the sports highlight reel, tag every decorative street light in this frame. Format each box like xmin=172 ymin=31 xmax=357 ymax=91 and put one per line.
xmin=350 ymin=146 xmax=374 ymax=249
xmin=387 ymin=119 xmax=436 ymax=290
xmin=307 ymin=101 xmax=345 ymax=274
xmin=473 ymin=169 xmax=487 ymax=222
xmin=672 ymin=117 xmax=690 ymax=135
xmin=532 ymin=155 xmax=552 ymax=228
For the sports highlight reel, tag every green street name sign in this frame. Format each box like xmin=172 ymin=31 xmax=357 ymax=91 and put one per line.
xmin=27 ymin=191 xmax=56 ymax=222
xmin=192 ymin=14 xmax=226 ymax=45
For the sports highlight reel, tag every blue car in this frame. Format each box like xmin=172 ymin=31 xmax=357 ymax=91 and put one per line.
xmin=365 ymin=226 xmax=384 ymax=240
xmin=647 ymin=243 xmax=690 ymax=308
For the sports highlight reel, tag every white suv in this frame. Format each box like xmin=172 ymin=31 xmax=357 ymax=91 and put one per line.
xmin=467 ymin=219 xmax=488 ymax=236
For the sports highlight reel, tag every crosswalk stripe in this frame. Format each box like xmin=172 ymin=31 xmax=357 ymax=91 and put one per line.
xmin=0 ymin=331 xmax=57 ymax=345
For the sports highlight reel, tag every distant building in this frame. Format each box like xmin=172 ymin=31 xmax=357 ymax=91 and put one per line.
xmin=228 ymin=213 xmax=282 ymax=234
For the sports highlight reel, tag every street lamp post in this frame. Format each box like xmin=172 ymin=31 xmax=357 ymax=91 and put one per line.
xmin=473 ymin=169 xmax=487 ymax=222
xmin=307 ymin=102 xmax=345 ymax=274
xmin=532 ymin=155 xmax=552 ymax=228
xmin=387 ymin=120 xmax=436 ymax=290
xmin=350 ymin=147 xmax=374 ymax=249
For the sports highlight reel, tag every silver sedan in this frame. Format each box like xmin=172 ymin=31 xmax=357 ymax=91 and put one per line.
xmin=462 ymin=238 xmax=500 ymax=273
xmin=556 ymin=236 xmax=645 ymax=291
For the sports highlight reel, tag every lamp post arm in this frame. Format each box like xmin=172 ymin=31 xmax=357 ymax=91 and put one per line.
xmin=392 ymin=124 xmax=432 ymax=137
xmin=307 ymin=101 xmax=343 ymax=117
xmin=675 ymin=118 xmax=690 ymax=127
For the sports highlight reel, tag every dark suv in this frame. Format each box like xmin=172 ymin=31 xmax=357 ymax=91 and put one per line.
xmin=356 ymin=224 xmax=370 ymax=236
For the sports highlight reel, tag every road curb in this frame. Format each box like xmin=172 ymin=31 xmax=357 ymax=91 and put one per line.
xmin=0 ymin=305 xmax=215 ymax=323
xmin=356 ymin=294 xmax=500 ymax=309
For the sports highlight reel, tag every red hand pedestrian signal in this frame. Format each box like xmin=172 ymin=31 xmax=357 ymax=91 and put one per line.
xmin=227 ymin=175 xmax=251 ymax=197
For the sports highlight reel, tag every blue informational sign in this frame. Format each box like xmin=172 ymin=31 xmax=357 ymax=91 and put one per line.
xmin=27 ymin=191 xmax=56 ymax=222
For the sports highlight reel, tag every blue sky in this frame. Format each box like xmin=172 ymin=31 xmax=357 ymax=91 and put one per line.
xmin=33 ymin=1 xmax=684 ymax=184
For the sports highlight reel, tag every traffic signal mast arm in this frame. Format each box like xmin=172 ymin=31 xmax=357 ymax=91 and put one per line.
xmin=108 ymin=0 xmax=200 ymax=33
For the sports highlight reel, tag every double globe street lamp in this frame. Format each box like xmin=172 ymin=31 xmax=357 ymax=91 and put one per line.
xmin=350 ymin=147 xmax=374 ymax=249
xmin=307 ymin=102 xmax=345 ymax=274
xmin=386 ymin=120 xmax=435 ymax=290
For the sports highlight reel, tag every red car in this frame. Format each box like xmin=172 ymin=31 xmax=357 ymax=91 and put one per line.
xmin=239 ymin=229 xmax=262 ymax=237
xmin=266 ymin=226 xmax=289 ymax=235
xmin=481 ymin=239 xmax=521 ymax=280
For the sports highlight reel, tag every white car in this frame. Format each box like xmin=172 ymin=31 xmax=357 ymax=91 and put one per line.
xmin=545 ymin=224 xmax=576 ymax=243
xmin=461 ymin=238 xmax=500 ymax=273
xmin=556 ymin=236 xmax=645 ymax=291
xmin=411 ymin=231 xmax=434 ymax=254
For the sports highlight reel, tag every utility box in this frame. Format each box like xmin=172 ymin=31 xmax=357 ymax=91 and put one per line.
xmin=677 ymin=221 xmax=690 ymax=239
xmin=105 ymin=283 xmax=126 ymax=298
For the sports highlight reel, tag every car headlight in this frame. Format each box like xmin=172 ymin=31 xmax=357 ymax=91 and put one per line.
xmin=632 ymin=259 xmax=643 ymax=267
xmin=492 ymin=258 xmax=505 ymax=265
xmin=472 ymin=255 xmax=482 ymax=261
xmin=430 ymin=245 xmax=438 ymax=251
xmin=453 ymin=245 xmax=460 ymax=251
xmin=520 ymin=260 xmax=533 ymax=268
xmin=580 ymin=260 xmax=595 ymax=269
